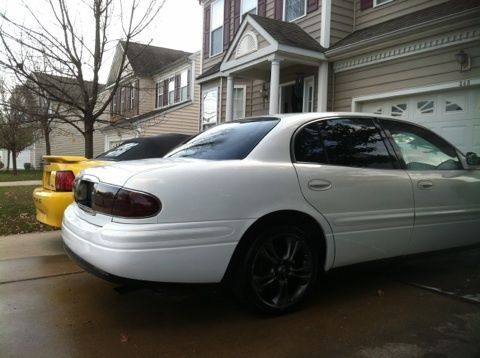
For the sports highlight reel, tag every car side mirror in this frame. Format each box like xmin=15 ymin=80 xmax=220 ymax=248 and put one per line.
xmin=466 ymin=152 xmax=480 ymax=166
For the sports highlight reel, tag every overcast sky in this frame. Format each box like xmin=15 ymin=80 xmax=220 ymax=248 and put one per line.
xmin=0 ymin=0 xmax=203 ymax=82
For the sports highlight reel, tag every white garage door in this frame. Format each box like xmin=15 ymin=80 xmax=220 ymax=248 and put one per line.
xmin=360 ymin=88 xmax=480 ymax=154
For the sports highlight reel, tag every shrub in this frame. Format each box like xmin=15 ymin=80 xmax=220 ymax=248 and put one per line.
xmin=24 ymin=163 xmax=32 ymax=170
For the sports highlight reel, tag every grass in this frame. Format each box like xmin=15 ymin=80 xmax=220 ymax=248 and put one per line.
xmin=0 ymin=169 xmax=43 ymax=182
xmin=0 ymin=186 xmax=54 ymax=236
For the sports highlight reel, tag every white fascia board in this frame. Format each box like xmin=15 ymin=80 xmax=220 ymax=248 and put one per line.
xmin=221 ymin=44 xmax=277 ymax=72
xmin=277 ymin=45 xmax=327 ymax=61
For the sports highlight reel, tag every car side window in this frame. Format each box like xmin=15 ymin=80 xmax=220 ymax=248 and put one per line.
xmin=382 ymin=120 xmax=462 ymax=170
xmin=294 ymin=118 xmax=394 ymax=169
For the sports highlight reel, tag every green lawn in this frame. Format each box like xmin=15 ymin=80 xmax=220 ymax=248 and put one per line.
xmin=0 ymin=170 xmax=43 ymax=182
xmin=0 ymin=186 xmax=54 ymax=236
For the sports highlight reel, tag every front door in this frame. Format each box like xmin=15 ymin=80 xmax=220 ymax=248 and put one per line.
xmin=292 ymin=117 xmax=414 ymax=267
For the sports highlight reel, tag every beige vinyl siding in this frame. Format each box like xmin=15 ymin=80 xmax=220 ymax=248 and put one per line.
xmin=250 ymin=80 xmax=269 ymax=116
xmin=138 ymin=78 xmax=155 ymax=114
xmin=266 ymin=0 xmax=275 ymax=18
xmin=355 ymin=0 xmax=449 ymax=30
xmin=34 ymin=121 xmax=104 ymax=166
xmin=295 ymin=6 xmax=321 ymax=42
xmin=330 ymin=0 xmax=354 ymax=45
xmin=333 ymin=42 xmax=480 ymax=111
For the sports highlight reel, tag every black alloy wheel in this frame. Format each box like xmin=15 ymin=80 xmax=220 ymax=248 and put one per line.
xmin=235 ymin=225 xmax=319 ymax=314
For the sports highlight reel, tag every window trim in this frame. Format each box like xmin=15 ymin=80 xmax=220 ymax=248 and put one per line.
xmin=283 ymin=0 xmax=307 ymax=22
xmin=210 ymin=0 xmax=224 ymax=57
xmin=154 ymin=65 xmax=192 ymax=109
xmin=290 ymin=116 xmax=400 ymax=169
xmin=373 ymin=0 xmax=393 ymax=7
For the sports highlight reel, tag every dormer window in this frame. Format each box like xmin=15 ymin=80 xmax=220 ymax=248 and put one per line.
xmin=284 ymin=0 xmax=306 ymax=22
xmin=241 ymin=0 xmax=257 ymax=18
xmin=210 ymin=0 xmax=224 ymax=57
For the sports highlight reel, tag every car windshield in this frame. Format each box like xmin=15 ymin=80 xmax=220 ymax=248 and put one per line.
xmin=165 ymin=118 xmax=280 ymax=160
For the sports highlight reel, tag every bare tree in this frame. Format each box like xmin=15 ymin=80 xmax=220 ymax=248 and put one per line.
xmin=0 ymin=0 xmax=164 ymax=158
xmin=0 ymin=83 xmax=38 ymax=174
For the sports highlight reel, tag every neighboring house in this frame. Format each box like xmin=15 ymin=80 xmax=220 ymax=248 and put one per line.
xmin=197 ymin=0 xmax=480 ymax=153
xmin=1 ymin=73 xmax=105 ymax=169
xmin=101 ymin=41 xmax=201 ymax=149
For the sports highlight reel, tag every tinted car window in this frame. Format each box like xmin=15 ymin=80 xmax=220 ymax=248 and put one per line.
xmin=382 ymin=120 xmax=462 ymax=170
xmin=294 ymin=118 xmax=394 ymax=169
xmin=166 ymin=118 xmax=279 ymax=160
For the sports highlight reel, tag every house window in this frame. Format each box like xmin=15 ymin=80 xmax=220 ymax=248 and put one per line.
xmin=303 ymin=77 xmax=314 ymax=112
xmin=374 ymin=0 xmax=393 ymax=7
xmin=180 ymin=70 xmax=190 ymax=102
xmin=241 ymin=0 xmax=257 ymax=18
xmin=391 ymin=103 xmax=407 ymax=117
xmin=233 ymin=86 xmax=246 ymax=120
xmin=202 ymin=88 xmax=218 ymax=130
xmin=120 ymin=87 xmax=125 ymax=114
xmin=112 ymin=94 xmax=117 ymax=114
xmin=156 ymin=82 xmax=163 ymax=108
xmin=284 ymin=0 xmax=306 ymax=22
xmin=130 ymin=84 xmax=135 ymax=110
xmin=416 ymin=100 xmax=434 ymax=115
xmin=210 ymin=0 xmax=224 ymax=57
xmin=168 ymin=77 xmax=175 ymax=105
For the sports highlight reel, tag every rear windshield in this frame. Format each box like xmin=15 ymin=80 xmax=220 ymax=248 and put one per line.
xmin=97 ymin=142 xmax=139 ymax=160
xmin=165 ymin=118 xmax=280 ymax=160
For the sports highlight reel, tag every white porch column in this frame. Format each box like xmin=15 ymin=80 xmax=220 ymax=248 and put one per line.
xmin=269 ymin=59 xmax=281 ymax=115
xmin=317 ymin=61 xmax=329 ymax=112
xmin=225 ymin=75 xmax=234 ymax=121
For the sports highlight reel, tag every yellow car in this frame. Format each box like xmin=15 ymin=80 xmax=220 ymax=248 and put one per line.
xmin=33 ymin=133 xmax=191 ymax=228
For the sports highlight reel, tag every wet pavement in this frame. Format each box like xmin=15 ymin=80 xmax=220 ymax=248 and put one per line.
xmin=0 ymin=232 xmax=479 ymax=357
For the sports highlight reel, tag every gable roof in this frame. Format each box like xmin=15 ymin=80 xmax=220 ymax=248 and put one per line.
xmin=120 ymin=41 xmax=192 ymax=76
xmin=32 ymin=72 xmax=104 ymax=102
xmin=330 ymin=0 xmax=480 ymax=51
xmin=248 ymin=14 xmax=325 ymax=53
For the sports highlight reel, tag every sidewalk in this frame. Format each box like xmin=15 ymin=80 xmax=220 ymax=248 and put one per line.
xmin=0 ymin=180 xmax=41 ymax=187
xmin=0 ymin=230 xmax=62 ymax=260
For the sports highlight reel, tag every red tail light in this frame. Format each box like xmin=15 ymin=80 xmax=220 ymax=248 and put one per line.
xmin=55 ymin=171 xmax=75 ymax=191
xmin=89 ymin=183 xmax=161 ymax=218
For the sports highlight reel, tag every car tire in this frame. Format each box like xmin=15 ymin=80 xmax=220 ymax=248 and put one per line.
xmin=232 ymin=225 xmax=319 ymax=314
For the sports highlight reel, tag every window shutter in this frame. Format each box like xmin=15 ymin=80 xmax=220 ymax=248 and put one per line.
xmin=274 ymin=0 xmax=283 ymax=20
xmin=203 ymin=4 xmax=211 ymax=59
xmin=155 ymin=83 xmax=158 ymax=108
xmin=258 ymin=0 xmax=266 ymax=17
xmin=163 ymin=79 xmax=169 ymax=106
xmin=174 ymin=74 xmax=181 ymax=102
xmin=307 ymin=0 xmax=318 ymax=13
xmin=360 ymin=0 xmax=373 ymax=10
xmin=187 ymin=69 xmax=191 ymax=100
xmin=126 ymin=85 xmax=131 ymax=110
xmin=233 ymin=0 xmax=241 ymax=32
xmin=224 ymin=0 xmax=231 ymax=50
xmin=110 ymin=95 xmax=114 ymax=117
xmin=116 ymin=90 xmax=121 ymax=114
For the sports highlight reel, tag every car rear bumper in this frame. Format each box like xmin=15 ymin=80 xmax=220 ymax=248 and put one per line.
xmin=33 ymin=187 xmax=73 ymax=228
xmin=62 ymin=204 xmax=252 ymax=283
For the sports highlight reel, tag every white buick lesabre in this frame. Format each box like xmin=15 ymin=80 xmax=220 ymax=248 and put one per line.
xmin=62 ymin=113 xmax=480 ymax=313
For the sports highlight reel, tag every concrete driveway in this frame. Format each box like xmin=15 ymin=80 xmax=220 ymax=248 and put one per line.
xmin=1 ymin=231 xmax=479 ymax=357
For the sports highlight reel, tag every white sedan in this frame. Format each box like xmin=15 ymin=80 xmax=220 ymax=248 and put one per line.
xmin=62 ymin=113 xmax=480 ymax=313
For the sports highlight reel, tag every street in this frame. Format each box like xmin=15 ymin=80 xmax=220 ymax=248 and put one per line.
xmin=1 ymin=231 xmax=479 ymax=357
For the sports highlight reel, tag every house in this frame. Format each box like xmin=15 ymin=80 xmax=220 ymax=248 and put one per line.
xmin=101 ymin=42 xmax=201 ymax=149
xmin=197 ymin=0 xmax=480 ymax=154
xmin=1 ymin=73 xmax=105 ymax=169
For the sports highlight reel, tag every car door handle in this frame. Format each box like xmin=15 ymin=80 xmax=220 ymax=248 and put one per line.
xmin=417 ymin=180 xmax=434 ymax=190
xmin=308 ymin=179 xmax=332 ymax=191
